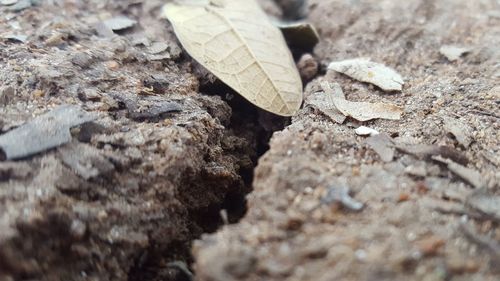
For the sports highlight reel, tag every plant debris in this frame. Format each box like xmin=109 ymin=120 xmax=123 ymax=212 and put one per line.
xmin=433 ymin=156 xmax=484 ymax=189
xmin=439 ymin=45 xmax=472 ymax=61
xmin=0 ymin=105 xmax=96 ymax=160
xmin=365 ymin=133 xmax=394 ymax=162
xmin=443 ymin=116 xmax=473 ymax=148
xmin=332 ymin=97 xmax=403 ymax=121
xmin=163 ymin=0 xmax=303 ymax=116
xmin=328 ymin=58 xmax=404 ymax=92
xmin=306 ymin=81 xmax=403 ymax=122
xmin=102 ymin=16 xmax=137 ymax=31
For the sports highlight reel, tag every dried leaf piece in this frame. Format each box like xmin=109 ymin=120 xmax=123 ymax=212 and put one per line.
xmin=163 ymin=0 xmax=303 ymax=116
xmin=443 ymin=117 xmax=473 ymax=148
xmin=102 ymin=16 xmax=137 ymax=31
xmin=395 ymin=144 xmax=469 ymax=165
xmin=439 ymin=45 xmax=471 ymax=61
xmin=433 ymin=156 xmax=484 ymax=189
xmin=305 ymin=82 xmax=346 ymax=123
xmin=0 ymin=105 xmax=96 ymax=160
xmin=328 ymin=58 xmax=404 ymax=92
xmin=332 ymin=98 xmax=403 ymax=121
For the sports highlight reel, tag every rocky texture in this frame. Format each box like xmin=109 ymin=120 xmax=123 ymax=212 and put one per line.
xmin=0 ymin=0 xmax=267 ymax=280
xmin=193 ymin=0 xmax=500 ymax=280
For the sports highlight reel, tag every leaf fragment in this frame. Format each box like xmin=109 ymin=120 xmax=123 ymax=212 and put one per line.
xmin=163 ymin=0 xmax=303 ymax=116
xmin=102 ymin=16 xmax=137 ymax=31
xmin=305 ymin=81 xmax=346 ymax=124
xmin=332 ymin=98 xmax=403 ymax=121
xmin=328 ymin=58 xmax=404 ymax=92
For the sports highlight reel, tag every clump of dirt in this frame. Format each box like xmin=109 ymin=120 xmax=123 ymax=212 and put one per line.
xmin=193 ymin=0 xmax=500 ymax=280
xmin=0 ymin=0 xmax=283 ymax=280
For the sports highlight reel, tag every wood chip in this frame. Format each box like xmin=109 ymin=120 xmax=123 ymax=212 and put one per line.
xmin=164 ymin=0 xmax=302 ymax=116
xmin=328 ymin=58 xmax=404 ymax=92
xmin=305 ymin=82 xmax=346 ymax=124
xmin=332 ymin=98 xmax=403 ymax=121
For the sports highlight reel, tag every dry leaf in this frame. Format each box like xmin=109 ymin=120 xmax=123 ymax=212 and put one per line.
xmin=163 ymin=0 xmax=303 ymax=116
xmin=332 ymin=98 xmax=403 ymax=121
xmin=328 ymin=58 xmax=404 ymax=92
xmin=305 ymin=81 xmax=346 ymax=123
xmin=307 ymin=81 xmax=403 ymax=122
xmin=102 ymin=16 xmax=137 ymax=31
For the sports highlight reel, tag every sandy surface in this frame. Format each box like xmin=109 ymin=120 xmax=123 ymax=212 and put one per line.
xmin=0 ymin=0 xmax=499 ymax=280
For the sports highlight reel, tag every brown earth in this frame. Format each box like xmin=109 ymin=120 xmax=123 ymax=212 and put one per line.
xmin=0 ymin=0 xmax=499 ymax=281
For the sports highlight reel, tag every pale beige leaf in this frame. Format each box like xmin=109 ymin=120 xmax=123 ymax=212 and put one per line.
xmin=332 ymin=98 xmax=403 ymax=121
xmin=163 ymin=0 xmax=303 ymax=116
xmin=328 ymin=58 xmax=404 ymax=92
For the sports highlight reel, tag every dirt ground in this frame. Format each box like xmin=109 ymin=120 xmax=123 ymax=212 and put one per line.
xmin=1 ymin=0 xmax=499 ymax=281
